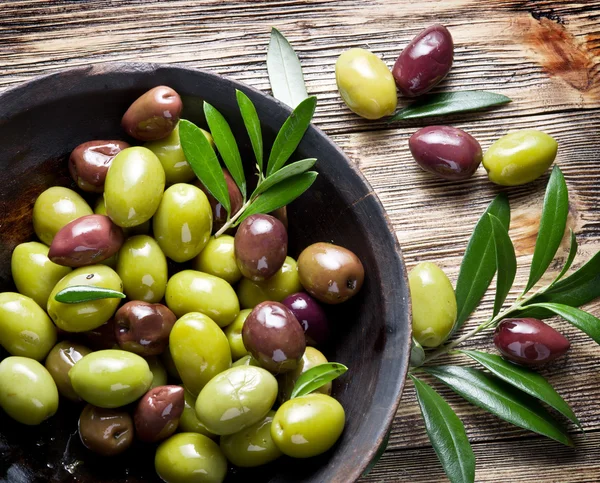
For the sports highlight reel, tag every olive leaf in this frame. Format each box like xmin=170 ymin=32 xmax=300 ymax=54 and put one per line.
xmin=252 ymin=158 xmax=316 ymax=197
xmin=526 ymin=303 xmax=600 ymax=345
xmin=361 ymin=426 xmax=392 ymax=477
xmin=410 ymin=337 xmax=426 ymax=368
xmin=550 ymin=229 xmax=577 ymax=287
xmin=411 ymin=375 xmax=475 ymax=483
xmin=489 ymin=214 xmax=516 ymax=316
xmin=54 ymin=286 xmax=126 ymax=304
xmin=236 ymin=89 xmax=264 ymax=174
xmin=290 ymin=362 xmax=348 ymax=399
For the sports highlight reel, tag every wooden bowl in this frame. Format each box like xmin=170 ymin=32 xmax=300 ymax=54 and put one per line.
xmin=0 ymin=63 xmax=411 ymax=483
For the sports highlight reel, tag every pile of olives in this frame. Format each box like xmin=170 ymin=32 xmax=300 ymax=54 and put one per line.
xmin=0 ymin=86 xmax=366 ymax=482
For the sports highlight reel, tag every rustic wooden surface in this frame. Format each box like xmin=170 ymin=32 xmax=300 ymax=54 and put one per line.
xmin=1 ymin=0 xmax=600 ymax=481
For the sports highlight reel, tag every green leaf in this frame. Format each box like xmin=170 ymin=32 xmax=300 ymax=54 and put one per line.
xmin=410 ymin=337 xmax=426 ymax=368
xmin=550 ymin=229 xmax=578 ymax=287
xmin=266 ymin=96 xmax=317 ymax=176
xmin=253 ymin=158 xmax=316 ymax=197
xmin=179 ymin=119 xmax=230 ymax=214
xmin=524 ymin=166 xmax=569 ymax=293
xmin=267 ymin=27 xmax=309 ymax=109
xmin=488 ymin=214 xmax=517 ymax=316
xmin=203 ymin=102 xmax=246 ymax=199
xmin=453 ymin=193 xmax=511 ymax=333
xmin=389 ymin=91 xmax=511 ymax=122
xmin=361 ymin=426 xmax=391 ymax=477
xmin=54 ymin=286 xmax=126 ymax=304
xmin=460 ymin=350 xmax=580 ymax=427
xmin=411 ymin=375 xmax=475 ymax=483
xmin=237 ymin=171 xmax=317 ymax=225
xmin=526 ymin=303 xmax=600 ymax=345
xmin=423 ymin=366 xmax=573 ymax=447
xmin=290 ymin=362 xmax=348 ymax=399
xmin=236 ymin=89 xmax=264 ymax=174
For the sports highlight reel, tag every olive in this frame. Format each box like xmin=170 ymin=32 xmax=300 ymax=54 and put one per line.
xmin=392 ymin=24 xmax=454 ymax=97
xmin=153 ymin=183 xmax=212 ymax=262
xmin=69 ymin=140 xmax=130 ymax=192
xmin=196 ymin=169 xmax=243 ymax=234
xmin=145 ymin=123 xmax=195 ymax=185
xmin=224 ymin=309 xmax=251 ymax=361
xmin=122 ymin=86 xmax=182 ymax=141
xmin=95 ymin=197 xmax=150 ymax=237
xmin=179 ymin=387 xmax=216 ymax=437
xmin=78 ymin=404 xmax=134 ymax=456
xmin=0 ymin=292 xmax=57 ymax=361
xmin=409 ymin=262 xmax=456 ymax=348
xmin=483 ymin=130 xmax=558 ymax=186
xmin=193 ymin=235 xmax=242 ymax=285
xmin=278 ymin=346 xmax=332 ymax=403
xmin=271 ymin=393 xmax=345 ymax=458
xmin=494 ymin=318 xmax=570 ymax=366
xmin=297 ymin=242 xmax=364 ymax=304
xmin=33 ymin=187 xmax=93 ymax=245
xmin=45 ymin=340 xmax=92 ymax=401
xmin=147 ymin=356 xmax=168 ymax=389
xmin=281 ymin=292 xmax=330 ymax=346
xmin=195 ymin=366 xmax=277 ymax=435
xmin=231 ymin=354 xmax=261 ymax=368
xmin=335 ymin=48 xmax=397 ymax=120
xmin=134 ymin=385 xmax=185 ymax=443
xmin=409 ymin=126 xmax=483 ymax=180
xmin=48 ymin=214 xmax=125 ymax=267
xmin=82 ymin=318 xmax=118 ymax=350
xmin=115 ymin=301 xmax=176 ymax=356
xmin=161 ymin=346 xmax=181 ymax=381
xmin=235 ymin=214 xmax=288 ymax=282
xmin=242 ymin=301 xmax=306 ymax=374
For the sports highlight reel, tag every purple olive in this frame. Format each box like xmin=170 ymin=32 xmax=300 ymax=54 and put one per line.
xmin=494 ymin=318 xmax=570 ymax=366
xmin=78 ymin=404 xmax=134 ymax=456
xmin=69 ymin=140 xmax=130 ymax=193
xmin=409 ymin=126 xmax=483 ymax=180
xmin=281 ymin=292 xmax=330 ymax=346
xmin=235 ymin=214 xmax=288 ymax=281
xmin=134 ymin=385 xmax=185 ymax=443
xmin=48 ymin=214 xmax=125 ymax=267
xmin=392 ymin=24 xmax=454 ymax=97
xmin=242 ymin=301 xmax=306 ymax=374
xmin=195 ymin=169 xmax=243 ymax=233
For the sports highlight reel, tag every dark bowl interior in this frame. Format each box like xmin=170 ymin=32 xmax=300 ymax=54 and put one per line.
xmin=0 ymin=63 xmax=411 ymax=483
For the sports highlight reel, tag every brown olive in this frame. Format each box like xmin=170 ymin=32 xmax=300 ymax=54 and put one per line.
xmin=69 ymin=140 xmax=130 ymax=193
xmin=45 ymin=340 xmax=92 ymax=401
xmin=78 ymin=404 xmax=134 ymax=456
xmin=134 ymin=385 xmax=185 ymax=442
xmin=195 ymin=169 xmax=243 ymax=233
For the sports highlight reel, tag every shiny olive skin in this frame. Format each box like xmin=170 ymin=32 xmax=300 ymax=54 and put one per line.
xmin=409 ymin=262 xmax=456 ymax=348
xmin=483 ymin=130 xmax=558 ymax=186
xmin=196 ymin=169 xmax=243 ymax=234
xmin=45 ymin=341 xmax=92 ymax=401
xmin=271 ymin=393 xmax=345 ymax=458
xmin=235 ymin=214 xmax=288 ymax=282
xmin=0 ymin=292 xmax=57 ymax=360
xmin=47 ymin=265 xmax=123 ymax=332
xmin=220 ymin=411 xmax=282 ymax=467
xmin=335 ymin=48 xmax=397 ymax=120
xmin=278 ymin=347 xmax=331 ymax=403
xmin=297 ymin=242 xmax=364 ymax=304
xmin=179 ymin=387 xmax=216 ymax=437
xmin=409 ymin=126 xmax=483 ymax=180
xmin=135 ymin=385 xmax=185 ymax=442
xmin=155 ymin=433 xmax=227 ymax=483
xmin=153 ymin=183 xmax=212 ymax=262
xmin=115 ymin=301 xmax=176 ymax=356
xmin=82 ymin=318 xmax=118 ymax=350
xmin=494 ymin=318 xmax=570 ymax=366
xmin=78 ymin=404 xmax=134 ymax=456
xmin=165 ymin=270 xmax=240 ymax=327
xmin=69 ymin=349 xmax=153 ymax=408
xmin=242 ymin=301 xmax=306 ymax=374
xmin=231 ymin=354 xmax=261 ymax=368
xmin=0 ymin=357 xmax=59 ymax=425
xmin=48 ymin=214 xmax=125 ymax=267
xmin=69 ymin=140 xmax=130 ymax=192
xmin=393 ymin=24 xmax=453 ymax=97
xmin=281 ymin=292 xmax=330 ymax=346
xmin=95 ymin=197 xmax=150 ymax=237
xmin=122 ymin=86 xmax=182 ymax=141
xmin=169 ymin=312 xmax=231 ymax=396
xmin=104 ymin=146 xmax=166 ymax=228
xmin=11 ymin=242 xmax=72 ymax=308
xmin=33 ymin=187 xmax=93 ymax=245
xmin=224 ymin=309 xmax=251 ymax=361
xmin=147 ymin=356 xmax=168 ymax=389
xmin=195 ymin=366 xmax=277 ymax=435
xmin=237 ymin=257 xmax=302 ymax=309
xmin=193 ymin=235 xmax=242 ymax=285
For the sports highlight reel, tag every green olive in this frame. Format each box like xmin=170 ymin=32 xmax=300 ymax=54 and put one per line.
xmin=220 ymin=410 xmax=282 ymax=467
xmin=116 ymin=235 xmax=168 ymax=303
xmin=278 ymin=347 xmax=331 ymax=403
xmin=166 ymin=270 xmax=239 ymax=327
xmin=231 ymin=355 xmax=261 ymax=368
xmin=69 ymin=349 xmax=153 ymax=408
xmin=45 ymin=340 xmax=92 ymax=401
xmin=193 ymin=235 xmax=242 ymax=285
xmin=482 ymin=130 xmax=558 ymax=186
xmin=0 ymin=292 xmax=56 ymax=361
xmin=408 ymin=262 xmax=457 ymax=348
xmin=33 ymin=186 xmax=93 ymax=245
xmin=271 ymin=393 xmax=345 ymax=458
xmin=95 ymin=197 xmax=150 ymax=237
xmin=155 ymin=433 xmax=227 ymax=483
xmin=169 ymin=312 xmax=231 ymax=396
xmin=147 ymin=356 xmax=168 ymax=389
xmin=47 ymin=265 xmax=123 ymax=332
xmin=0 ymin=356 xmax=59 ymax=425
xmin=104 ymin=146 xmax=165 ymax=228
xmin=153 ymin=183 xmax=212 ymax=262
xmin=224 ymin=309 xmax=251 ymax=361
xmin=178 ymin=387 xmax=216 ymax=438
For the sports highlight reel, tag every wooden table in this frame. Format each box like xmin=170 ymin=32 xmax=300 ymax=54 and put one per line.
xmin=2 ymin=1 xmax=600 ymax=481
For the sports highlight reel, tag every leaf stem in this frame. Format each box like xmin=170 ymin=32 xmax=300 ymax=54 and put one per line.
xmin=214 ymin=198 xmax=253 ymax=237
